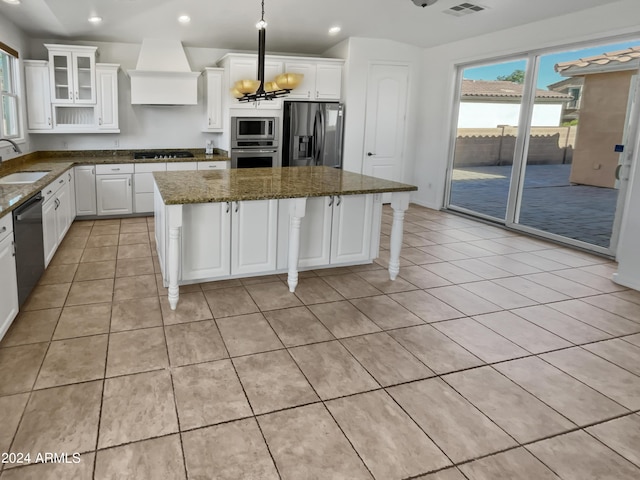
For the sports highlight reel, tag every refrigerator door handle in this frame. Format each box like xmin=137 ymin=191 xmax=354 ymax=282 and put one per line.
xmin=314 ymin=110 xmax=323 ymax=166
xmin=318 ymin=108 xmax=325 ymax=166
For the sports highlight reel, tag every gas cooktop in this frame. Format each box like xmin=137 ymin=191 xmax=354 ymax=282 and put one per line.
xmin=133 ymin=150 xmax=195 ymax=160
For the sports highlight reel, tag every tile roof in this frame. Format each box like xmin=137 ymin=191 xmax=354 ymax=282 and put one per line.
xmin=461 ymin=79 xmax=571 ymax=100
xmin=555 ymin=47 xmax=640 ymax=73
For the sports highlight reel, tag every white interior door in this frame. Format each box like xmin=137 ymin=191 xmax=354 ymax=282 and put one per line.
xmin=362 ymin=63 xmax=409 ymax=198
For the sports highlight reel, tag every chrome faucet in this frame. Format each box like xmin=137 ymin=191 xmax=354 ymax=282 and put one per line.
xmin=0 ymin=138 xmax=22 ymax=154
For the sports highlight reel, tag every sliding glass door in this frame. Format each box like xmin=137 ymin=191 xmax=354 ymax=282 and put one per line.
xmin=448 ymin=59 xmax=527 ymax=221
xmin=446 ymin=38 xmax=640 ymax=255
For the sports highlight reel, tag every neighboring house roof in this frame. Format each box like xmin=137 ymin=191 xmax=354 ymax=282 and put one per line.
xmin=555 ymin=46 xmax=640 ymax=76
xmin=461 ymin=79 xmax=572 ymax=102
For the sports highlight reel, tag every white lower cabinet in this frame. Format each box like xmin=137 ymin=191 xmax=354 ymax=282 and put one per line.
xmin=231 ymin=199 xmax=278 ymax=276
xmin=42 ymin=195 xmax=58 ymax=266
xmin=96 ymin=164 xmax=134 ymax=216
xmin=75 ymin=165 xmax=96 ymax=216
xmin=97 ymin=174 xmax=132 ymax=215
xmin=135 ymin=163 xmax=166 ymax=214
xmin=330 ymin=194 xmax=374 ymax=264
xmin=0 ymin=217 xmax=19 ymax=341
xmin=180 ymin=199 xmax=278 ymax=281
xmin=182 ymin=202 xmax=231 ymax=281
xmin=42 ymin=174 xmax=73 ymax=267
xmin=277 ymin=194 xmax=374 ymax=269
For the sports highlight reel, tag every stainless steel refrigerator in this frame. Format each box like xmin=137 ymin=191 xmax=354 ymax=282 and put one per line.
xmin=282 ymin=101 xmax=344 ymax=168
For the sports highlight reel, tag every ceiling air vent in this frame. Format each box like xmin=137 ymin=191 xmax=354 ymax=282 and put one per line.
xmin=444 ymin=2 xmax=487 ymax=16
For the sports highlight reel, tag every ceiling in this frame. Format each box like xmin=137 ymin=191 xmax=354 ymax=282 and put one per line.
xmin=0 ymin=0 xmax=621 ymax=55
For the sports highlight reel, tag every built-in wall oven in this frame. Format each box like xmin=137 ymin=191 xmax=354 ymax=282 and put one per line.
xmin=231 ymin=117 xmax=279 ymax=168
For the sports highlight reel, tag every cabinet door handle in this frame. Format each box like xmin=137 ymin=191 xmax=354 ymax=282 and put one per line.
xmin=75 ymin=91 xmax=79 ymax=99
xmin=336 ymin=195 xmax=341 ymax=206
xmin=234 ymin=202 xmax=239 ymax=213
xmin=316 ymin=91 xmax=319 ymax=98
xmin=98 ymin=117 xmax=102 ymax=125
xmin=328 ymin=196 xmax=333 ymax=207
xmin=48 ymin=117 xmax=51 ymax=126
xmin=46 ymin=189 xmax=53 ymax=195
xmin=225 ymin=202 xmax=230 ymax=213
xmin=128 ymin=178 xmax=131 ymax=186
xmin=307 ymin=91 xmax=311 ymax=98
xmin=0 ymin=226 xmax=6 ymax=233
xmin=112 ymin=168 xmax=120 ymax=171
xmin=92 ymin=167 xmax=95 ymax=174
xmin=208 ymin=117 xmax=211 ymax=126
xmin=59 ymin=179 xmax=64 ymax=184
xmin=69 ymin=92 xmax=72 ymax=99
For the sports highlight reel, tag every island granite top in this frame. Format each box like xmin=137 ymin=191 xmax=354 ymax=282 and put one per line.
xmin=153 ymin=166 xmax=417 ymax=204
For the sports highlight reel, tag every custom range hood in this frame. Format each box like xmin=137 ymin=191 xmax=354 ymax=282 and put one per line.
xmin=128 ymin=39 xmax=200 ymax=105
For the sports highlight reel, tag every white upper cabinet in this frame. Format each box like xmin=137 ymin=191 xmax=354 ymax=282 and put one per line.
xmin=283 ymin=61 xmax=316 ymax=100
xmin=315 ymin=62 xmax=343 ymax=100
xmin=203 ymin=68 xmax=224 ymax=131
xmin=221 ymin=55 xmax=283 ymax=110
xmin=283 ymin=60 xmax=342 ymax=101
xmin=46 ymin=44 xmax=97 ymax=104
xmin=24 ymin=60 xmax=52 ymax=130
xmin=95 ymin=64 xmax=119 ymax=131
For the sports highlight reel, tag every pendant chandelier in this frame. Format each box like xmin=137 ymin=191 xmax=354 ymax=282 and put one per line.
xmin=231 ymin=0 xmax=303 ymax=103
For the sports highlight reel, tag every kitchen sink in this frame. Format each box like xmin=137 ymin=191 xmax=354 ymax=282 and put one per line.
xmin=0 ymin=171 xmax=50 ymax=184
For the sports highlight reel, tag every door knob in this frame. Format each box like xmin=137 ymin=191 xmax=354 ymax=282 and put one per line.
xmin=367 ymin=152 xmax=375 ymax=156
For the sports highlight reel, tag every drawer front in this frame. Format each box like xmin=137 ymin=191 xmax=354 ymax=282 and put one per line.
xmin=95 ymin=163 xmax=134 ymax=175
xmin=134 ymin=172 xmax=156 ymax=193
xmin=42 ymin=174 xmax=67 ymax=204
xmin=197 ymin=161 xmax=229 ymax=171
xmin=166 ymin=162 xmax=198 ymax=172
xmin=134 ymin=162 xmax=166 ymax=174
xmin=0 ymin=213 xmax=12 ymax=242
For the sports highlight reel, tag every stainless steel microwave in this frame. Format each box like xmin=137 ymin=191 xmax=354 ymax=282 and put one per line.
xmin=231 ymin=117 xmax=277 ymax=146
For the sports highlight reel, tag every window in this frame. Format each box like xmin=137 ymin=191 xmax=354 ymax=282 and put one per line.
xmin=0 ymin=46 xmax=20 ymax=139
xmin=568 ymin=87 xmax=582 ymax=109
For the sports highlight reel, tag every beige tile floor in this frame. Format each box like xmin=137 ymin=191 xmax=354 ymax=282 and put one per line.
xmin=1 ymin=205 xmax=640 ymax=479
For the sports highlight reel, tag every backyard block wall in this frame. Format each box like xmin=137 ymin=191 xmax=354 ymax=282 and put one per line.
xmin=454 ymin=126 xmax=577 ymax=167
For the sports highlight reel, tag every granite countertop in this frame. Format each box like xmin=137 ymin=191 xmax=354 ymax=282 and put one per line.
xmin=0 ymin=161 xmax=75 ymax=217
xmin=153 ymin=166 xmax=417 ymax=205
xmin=0 ymin=153 xmax=231 ymax=218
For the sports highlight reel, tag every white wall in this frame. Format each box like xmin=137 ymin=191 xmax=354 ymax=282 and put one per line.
xmin=413 ymin=0 xmax=640 ymax=209
xmin=326 ymin=37 xmax=424 ymax=182
xmin=0 ymin=14 xmax=32 ymax=162
xmin=27 ymin=40 xmax=231 ymax=152
xmin=458 ymin=102 xmax=563 ymax=128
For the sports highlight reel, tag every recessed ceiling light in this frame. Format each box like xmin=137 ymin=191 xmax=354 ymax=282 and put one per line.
xmin=328 ymin=26 xmax=341 ymax=35
xmin=178 ymin=15 xmax=191 ymax=24
xmin=88 ymin=16 xmax=103 ymax=24
xmin=3 ymin=0 xmax=22 ymax=5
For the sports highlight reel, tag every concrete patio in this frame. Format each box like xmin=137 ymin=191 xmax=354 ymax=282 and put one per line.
xmin=449 ymin=164 xmax=619 ymax=248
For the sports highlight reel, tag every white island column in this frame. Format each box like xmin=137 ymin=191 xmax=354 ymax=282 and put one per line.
xmin=287 ymin=197 xmax=307 ymax=292
xmin=166 ymin=205 xmax=183 ymax=310
xmin=388 ymin=192 xmax=410 ymax=280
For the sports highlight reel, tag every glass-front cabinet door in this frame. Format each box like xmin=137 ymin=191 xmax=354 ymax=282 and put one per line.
xmin=46 ymin=45 xmax=97 ymax=105
xmin=72 ymin=52 xmax=96 ymax=104
xmin=50 ymin=51 xmax=73 ymax=103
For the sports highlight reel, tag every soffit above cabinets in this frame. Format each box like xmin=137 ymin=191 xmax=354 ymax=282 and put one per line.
xmin=0 ymin=0 xmax=620 ymax=54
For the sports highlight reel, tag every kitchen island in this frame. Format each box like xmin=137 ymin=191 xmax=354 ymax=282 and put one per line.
xmin=153 ymin=166 xmax=417 ymax=309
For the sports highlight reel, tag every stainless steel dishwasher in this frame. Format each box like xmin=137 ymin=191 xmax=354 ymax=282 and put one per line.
xmin=12 ymin=193 xmax=45 ymax=306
